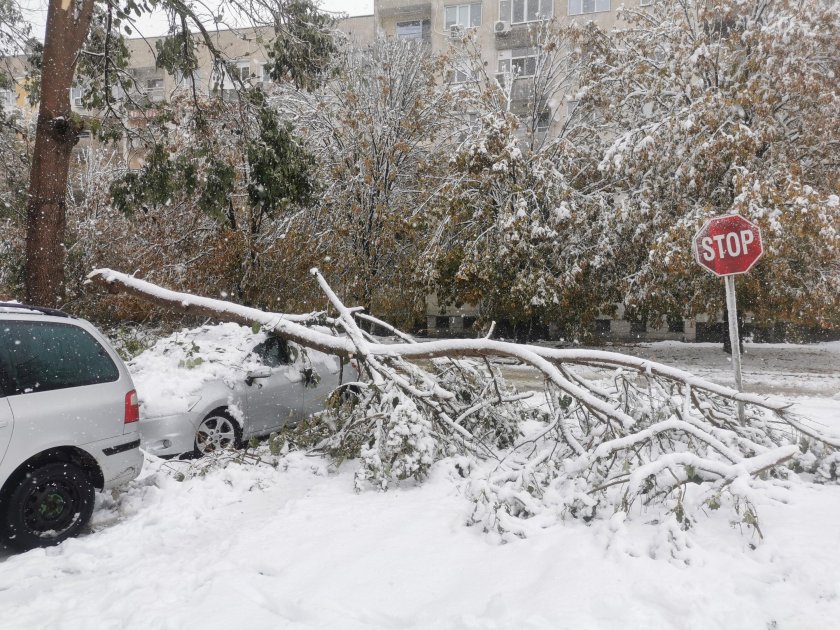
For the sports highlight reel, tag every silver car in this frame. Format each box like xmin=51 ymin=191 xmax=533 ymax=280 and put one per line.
xmin=133 ymin=323 xmax=353 ymax=458
xmin=0 ymin=304 xmax=143 ymax=550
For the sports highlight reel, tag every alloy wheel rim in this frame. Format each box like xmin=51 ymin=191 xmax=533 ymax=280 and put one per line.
xmin=196 ymin=416 xmax=236 ymax=454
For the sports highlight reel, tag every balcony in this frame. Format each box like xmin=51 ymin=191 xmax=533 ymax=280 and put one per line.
xmin=376 ymin=0 xmax=431 ymax=19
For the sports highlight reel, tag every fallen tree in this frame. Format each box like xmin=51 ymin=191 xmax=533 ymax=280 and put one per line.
xmin=88 ymin=268 xmax=840 ymax=539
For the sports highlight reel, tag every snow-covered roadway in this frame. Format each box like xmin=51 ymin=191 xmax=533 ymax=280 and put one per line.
xmin=0 ymin=341 xmax=838 ymax=630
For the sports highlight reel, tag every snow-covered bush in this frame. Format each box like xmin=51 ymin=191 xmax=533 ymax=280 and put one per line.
xmin=286 ymin=358 xmax=528 ymax=491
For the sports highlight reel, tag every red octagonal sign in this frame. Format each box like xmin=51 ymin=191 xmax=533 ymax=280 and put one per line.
xmin=693 ymin=214 xmax=763 ymax=277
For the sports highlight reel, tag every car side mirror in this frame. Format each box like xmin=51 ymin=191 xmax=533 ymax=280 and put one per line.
xmin=245 ymin=367 xmax=272 ymax=386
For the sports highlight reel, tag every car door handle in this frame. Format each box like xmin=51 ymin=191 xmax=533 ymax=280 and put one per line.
xmin=0 ymin=420 xmax=8 ymax=428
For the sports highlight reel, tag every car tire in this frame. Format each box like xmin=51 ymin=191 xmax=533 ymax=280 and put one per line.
xmin=193 ymin=410 xmax=242 ymax=457
xmin=0 ymin=462 xmax=95 ymax=551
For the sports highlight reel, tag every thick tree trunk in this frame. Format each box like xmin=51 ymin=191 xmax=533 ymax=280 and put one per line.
xmin=24 ymin=0 xmax=95 ymax=307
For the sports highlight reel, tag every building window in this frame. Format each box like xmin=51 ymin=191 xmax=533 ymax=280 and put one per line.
xmin=396 ymin=19 xmax=431 ymax=41
xmin=448 ymin=67 xmax=477 ymax=83
xmin=536 ymin=109 xmax=551 ymax=131
xmin=498 ymin=48 xmax=538 ymax=79
xmin=567 ymin=99 xmax=579 ymax=117
xmin=70 ymin=86 xmax=84 ymax=108
xmin=630 ymin=320 xmax=647 ymax=335
xmin=259 ymin=63 xmax=272 ymax=83
xmin=143 ymin=76 xmax=165 ymax=102
xmin=499 ymin=0 xmax=553 ymax=24
xmin=667 ymin=315 xmax=685 ymax=333
xmin=0 ymin=88 xmax=14 ymax=110
xmin=568 ymin=0 xmax=611 ymax=16
xmin=640 ymin=0 xmax=652 ymax=5
xmin=445 ymin=3 xmax=482 ymax=29
xmin=236 ymin=62 xmax=251 ymax=82
xmin=594 ymin=319 xmax=611 ymax=335
xmin=175 ymin=69 xmax=202 ymax=90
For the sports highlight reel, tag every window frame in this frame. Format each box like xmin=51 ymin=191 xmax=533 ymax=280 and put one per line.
xmin=568 ymin=0 xmax=611 ymax=16
xmin=236 ymin=62 xmax=251 ymax=82
xmin=497 ymin=48 xmax=539 ymax=80
xmin=448 ymin=66 xmax=477 ymax=84
xmin=0 ymin=88 xmax=14 ymax=110
xmin=444 ymin=3 xmax=482 ymax=29
xmin=70 ymin=86 xmax=84 ymax=109
xmin=499 ymin=0 xmax=554 ymax=25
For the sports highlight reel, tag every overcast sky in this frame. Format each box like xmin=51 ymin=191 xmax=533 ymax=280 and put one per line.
xmin=20 ymin=0 xmax=374 ymax=41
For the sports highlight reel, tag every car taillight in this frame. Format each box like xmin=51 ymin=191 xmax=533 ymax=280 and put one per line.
xmin=124 ymin=390 xmax=140 ymax=424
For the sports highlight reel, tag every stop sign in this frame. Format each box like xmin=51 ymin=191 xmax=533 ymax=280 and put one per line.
xmin=693 ymin=215 xmax=763 ymax=276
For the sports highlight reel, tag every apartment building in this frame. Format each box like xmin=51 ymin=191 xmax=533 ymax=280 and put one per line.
xmin=0 ymin=15 xmax=375 ymax=117
xmin=376 ymin=0 xmax=623 ymax=47
xmin=113 ymin=15 xmax=376 ymax=110
xmin=375 ymin=0 xmax=625 ymax=105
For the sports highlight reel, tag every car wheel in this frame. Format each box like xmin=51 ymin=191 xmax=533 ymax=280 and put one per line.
xmin=194 ymin=411 xmax=241 ymax=456
xmin=1 ymin=462 xmax=95 ymax=551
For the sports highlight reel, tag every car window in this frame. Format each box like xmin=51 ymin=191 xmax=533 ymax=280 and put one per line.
xmin=0 ymin=321 xmax=119 ymax=395
xmin=252 ymin=336 xmax=292 ymax=368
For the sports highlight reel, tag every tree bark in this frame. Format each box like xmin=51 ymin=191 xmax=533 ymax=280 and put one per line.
xmin=24 ymin=0 xmax=95 ymax=307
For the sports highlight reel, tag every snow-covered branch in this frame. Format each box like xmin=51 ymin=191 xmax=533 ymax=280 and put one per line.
xmin=88 ymin=267 xmax=839 ymax=538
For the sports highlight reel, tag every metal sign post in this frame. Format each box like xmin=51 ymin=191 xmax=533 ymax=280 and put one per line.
xmin=724 ymin=275 xmax=744 ymax=422
xmin=693 ymin=214 xmax=764 ymax=423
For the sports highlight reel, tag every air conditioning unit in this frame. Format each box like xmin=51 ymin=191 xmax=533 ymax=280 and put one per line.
xmin=494 ymin=20 xmax=511 ymax=35
xmin=449 ymin=24 xmax=464 ymax=39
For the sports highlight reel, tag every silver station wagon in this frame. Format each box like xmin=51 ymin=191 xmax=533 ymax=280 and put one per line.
xmin=0 ymin=304 xmax=143 ymax=550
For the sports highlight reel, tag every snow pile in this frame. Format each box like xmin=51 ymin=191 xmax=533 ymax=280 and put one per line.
xmin=0 ymin=343 xmax=839 ymax=628
xmin=128 ymin=323 xmax=267 ymax=417
xmin=3 ymin=441 xmax=840 ymax=629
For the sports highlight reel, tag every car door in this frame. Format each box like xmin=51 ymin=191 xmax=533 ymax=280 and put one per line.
xmin=299 ymin=348 xmax=342 ymax=418
xmin=246 ymin=336 xmax=303 ymax=434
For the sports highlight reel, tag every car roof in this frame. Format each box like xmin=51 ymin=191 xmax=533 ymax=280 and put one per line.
xmin=0 ymin=302 xmax=72 ymax=318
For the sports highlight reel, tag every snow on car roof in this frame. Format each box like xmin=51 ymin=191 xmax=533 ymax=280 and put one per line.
xmin=129 ymin=322 xmax=270 ymax=418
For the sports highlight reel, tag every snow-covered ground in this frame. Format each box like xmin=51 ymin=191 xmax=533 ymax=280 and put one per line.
xmin=1 ymin=341 xmax=838 ymax=630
